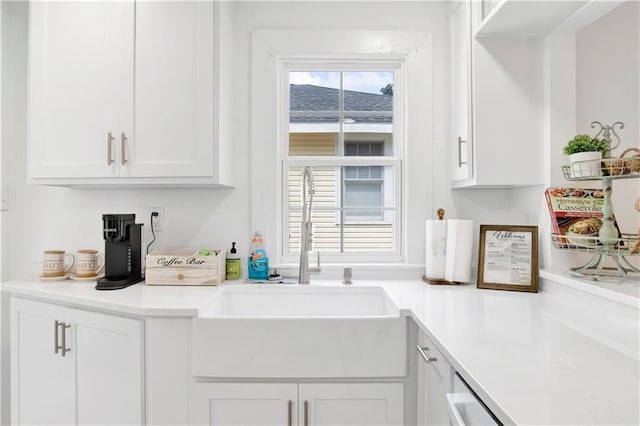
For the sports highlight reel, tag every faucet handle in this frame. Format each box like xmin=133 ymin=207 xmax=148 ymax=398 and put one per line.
xmin=343 ymin=265 xmax=353 ymax=285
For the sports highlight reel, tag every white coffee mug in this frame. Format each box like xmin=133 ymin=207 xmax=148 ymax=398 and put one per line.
xmin=76 ymin=249 xmax=105 ymax=277
xmin=43 ymin=250 xmax=75 ymax=277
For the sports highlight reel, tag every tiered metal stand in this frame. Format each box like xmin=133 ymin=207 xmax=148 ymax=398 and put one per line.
xmin=553 ymin=121 xmax=640 ymax=279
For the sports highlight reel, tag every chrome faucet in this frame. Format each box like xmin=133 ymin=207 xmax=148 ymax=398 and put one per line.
xmin=342 ymin=265 xmax=353 ymax=285
xmin=298 ymin=166 xmax=320 ymax=284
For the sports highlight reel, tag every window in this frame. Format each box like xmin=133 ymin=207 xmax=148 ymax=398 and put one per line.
xmin=344 ymin=142 xmax=384 ymax=221
xmin=283 ymin=66 xmax=402 ymax=261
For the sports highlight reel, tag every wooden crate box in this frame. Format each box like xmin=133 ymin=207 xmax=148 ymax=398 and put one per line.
xmin=145 ymin=249 xmax=226 ymax=285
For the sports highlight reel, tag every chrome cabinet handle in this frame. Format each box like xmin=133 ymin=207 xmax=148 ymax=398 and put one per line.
xmin=54 ymin=321 xmax=71 ymax=356
xmin=54 ymin=320 xmax=61 ymax=354
xmin=107 ymin=132 xmax=115 ymax=165
xmin=457 ymin=137 xmax=467 ymax=167
xmin=61 ymin=322 xmax=71 ymax=357
xmin=121 ymin=132 xmax=128 ymax=165
xmin=287 ymin=400 xmax=293 ymax=426
xmin=416 ymin=345 xmax=437 ymax=363
xmin=304 ymin=400 xmax=309 ymax=426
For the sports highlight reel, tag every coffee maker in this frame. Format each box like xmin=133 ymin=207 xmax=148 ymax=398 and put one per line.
xmin=96 ymin=214 xmax=144 ymax=290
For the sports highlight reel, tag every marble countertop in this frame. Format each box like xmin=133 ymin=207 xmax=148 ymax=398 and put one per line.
xmin=2 ymin=271 xmax=638 ymax=425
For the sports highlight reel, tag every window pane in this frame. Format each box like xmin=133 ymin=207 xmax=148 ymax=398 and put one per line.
xmin=289 ymin=131 xmax=338 ymax=156
xmin=370 ymin=166 xmax=383 ymax=179
xmin=287 ymin=165 xmax=395 ymax=254
xmin=344 ymin=124 xmax=393 ymax=154
xmin=343 ymin=71 xmax=394 ymax=111
xmin=289 ymin=72 xmax=340 ymax=156
xmin=290 ymin=71 xmax=339 ymax=111
xmin=286 ymin=69 xmax=398 ymax=257
xmin=345 ymin=182 xmax=382 ymax=218
xmin=345 ymin=144 xmax=358 ymax=156
xmin=345 ymin=167 xmax=357 ymax=179
xmin=344 ymin=141 xmax=387 ymax=158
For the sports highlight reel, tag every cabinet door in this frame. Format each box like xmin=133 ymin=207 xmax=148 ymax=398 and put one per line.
xmin=28 ymin=1 xmax=134 ymax=179
xmin=299 ymin=383 xmax=404 ymax=426
xmin=73 ymin=308 xmax=143 ymax=425
xmin=131 ymin=1 xmax=215 ymax=178
xmin=417 ymin=334 xmax=452 ymax=426
xmin=191 ymin=383 xmax=298 ymax=426
xmin=10 ymin=297 xmax=143 ymax=425
xmin=450 ymin=0 xmax=472 ymax=182
xmin=10 ymin=298 xmax=74 ymax=425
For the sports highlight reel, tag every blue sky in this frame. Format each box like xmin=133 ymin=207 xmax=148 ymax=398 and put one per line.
xmin=289 ymin=71 xmax=393 ymax=95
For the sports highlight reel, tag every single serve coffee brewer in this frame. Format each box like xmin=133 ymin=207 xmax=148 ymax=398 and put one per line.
xmin=96 ymin=214 xmax=144 ymax=290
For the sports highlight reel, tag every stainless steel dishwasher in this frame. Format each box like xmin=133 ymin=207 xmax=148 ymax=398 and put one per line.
xmin=446 ymin=372 xmax=502 ymax=426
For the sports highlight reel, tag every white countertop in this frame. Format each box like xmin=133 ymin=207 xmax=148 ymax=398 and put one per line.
xmin=2 ymin=273 xmax=639 ymax=425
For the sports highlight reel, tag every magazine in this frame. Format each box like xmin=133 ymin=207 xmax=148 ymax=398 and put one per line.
xmin=544 ymin=187 xmax=622 ymax=246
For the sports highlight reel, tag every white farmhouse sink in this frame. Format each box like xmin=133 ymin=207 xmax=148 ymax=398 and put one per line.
xmin=199 ymin=285 xmax=400 ymax=317
xmin=192 ymin=285 xmax=407 ymax=378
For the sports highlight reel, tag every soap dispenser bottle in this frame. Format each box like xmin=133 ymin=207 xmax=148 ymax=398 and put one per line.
xmin=225 ymin=242 xmax=241 ymax=280
xmin=248 ymin=232 xmax=268 ymax=280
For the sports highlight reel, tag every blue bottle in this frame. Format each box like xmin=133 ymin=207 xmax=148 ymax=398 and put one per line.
xmin=248 ymin=232 xmax=268 ymax=280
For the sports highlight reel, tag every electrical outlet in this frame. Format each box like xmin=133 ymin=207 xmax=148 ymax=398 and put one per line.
xmin=149 ymin=207 xmax=164 ymax=232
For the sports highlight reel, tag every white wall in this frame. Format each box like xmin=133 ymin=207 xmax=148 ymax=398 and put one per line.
xmin=576 ymin=0 xmax=639 ymax=235
xmin=545 ymin=1 xmax=639 ymax=271
xmin=1 ymin=1 xmax=636 ymax=281
xmin=1 ymin=3 xmax=249 ymax=281
xmin=0 ymin=3 xmax=3 ymax=424
xmin=0 ymin=1 xmax=636 ymax=421
xmin=2 ymin=2 xmax=639 ymax=279
xmin=0 ymin=1 xmax=454 ymax=282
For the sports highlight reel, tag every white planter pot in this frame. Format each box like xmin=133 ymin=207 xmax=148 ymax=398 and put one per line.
xmin=569 ymin=151 xmax=602 ymax=178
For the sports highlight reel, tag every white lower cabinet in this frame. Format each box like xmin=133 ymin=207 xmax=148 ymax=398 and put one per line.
xmin=300 ymin=383 xmax=404 ymax=426
xmin=417 ymin=333 xmax=453 ymax=426
xmin=192 ymin=382 xmax=404 ymax=426
xmin=192 ymin=383 xmax=297 ymax=426
xmin=10 ymin=297 xmax=143 ymax=425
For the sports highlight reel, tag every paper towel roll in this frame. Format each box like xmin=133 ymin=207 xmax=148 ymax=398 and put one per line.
xmin=425 ymin=220 xmax=448 ymax=279
xmin=444 ymin=219 xmax=474 ymax=283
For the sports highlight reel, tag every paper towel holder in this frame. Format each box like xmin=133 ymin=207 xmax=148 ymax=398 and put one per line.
xmin=423 ymin=208 xmax=461 ymax=286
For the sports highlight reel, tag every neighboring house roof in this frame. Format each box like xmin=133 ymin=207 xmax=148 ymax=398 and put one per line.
xmin=290 ymin=84 xmax=392 ymax=123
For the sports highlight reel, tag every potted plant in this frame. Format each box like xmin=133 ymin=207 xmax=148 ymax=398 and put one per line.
xmin=563 ymin=134 xmax=609 ymax=177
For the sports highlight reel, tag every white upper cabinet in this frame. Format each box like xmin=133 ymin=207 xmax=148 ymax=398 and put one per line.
xmin=130 ymin=2 xmax=214 ymax=178
xmin=451 ymin=0 xmax=543 ymax=188
xmin=28 ymin=1 xmax=231 ymax=187
xmin=476 ymin=0 xmax=626 ymax=37
xmin=451 ymin=0 xmax=626 ymax=188
xmin=28 ymin=1 xmax=134 ymax=180
xmin=450 ymin=1 xmax=472 ymax=182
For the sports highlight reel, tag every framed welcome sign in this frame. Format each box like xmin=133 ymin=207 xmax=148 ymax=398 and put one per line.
xmin=477 ymin=225 xmax=539 ymax=293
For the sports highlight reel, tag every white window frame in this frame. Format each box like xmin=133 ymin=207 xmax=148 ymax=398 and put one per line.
xmin=250 ymin=29 xmax=433 ymax=271
xmin=280 ymin=61 xmax=405 ymax=264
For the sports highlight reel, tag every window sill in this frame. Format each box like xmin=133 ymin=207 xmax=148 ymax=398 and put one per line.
xmin=271 ymin=262 xmax=424 ymax=281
